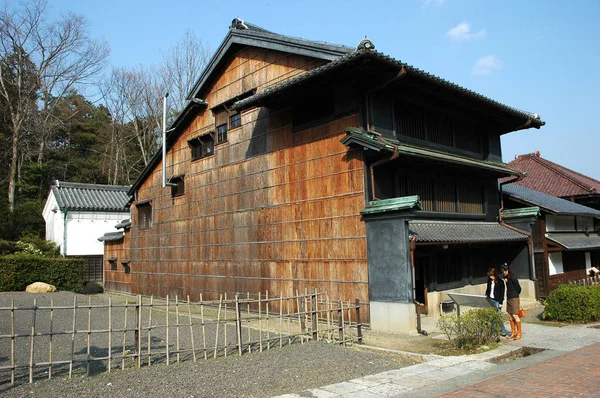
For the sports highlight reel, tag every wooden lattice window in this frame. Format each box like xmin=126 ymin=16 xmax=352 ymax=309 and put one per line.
xmin=229 ymin=112 xmax=241 ymax=129
xmin=189 ymin=134 xmax=214 ymax=160
xmin=137 ymin=202 xmax=152 ymax=230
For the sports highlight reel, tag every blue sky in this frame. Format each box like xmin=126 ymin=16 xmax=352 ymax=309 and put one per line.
xmin=46 ymin=0 xmax=600 ymax=179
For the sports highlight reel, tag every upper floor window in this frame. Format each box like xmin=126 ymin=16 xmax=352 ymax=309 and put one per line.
xmin=137 ymin=202 xmax=152 ymax=230
xmin=229 ymin=112 xmax=241 ymax=129
xmin=217 ymin=123 xmax=227 ymax=143
xmin=189 ymin=134 xmax=214 ymax=160
xmin=170 ymin=175 xmax=185 ymax=197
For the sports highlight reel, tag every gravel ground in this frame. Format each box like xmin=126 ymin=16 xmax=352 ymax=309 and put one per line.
xmin=1 ymin=292 xmax=421 ymax=397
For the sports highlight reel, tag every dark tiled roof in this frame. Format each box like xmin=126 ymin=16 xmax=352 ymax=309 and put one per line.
xmin=342 ymin=127 xmax=520 ymax=176
xmin=409 ymin=221 xmax=529 ymax=244
xmin=506 ymin=153 xmax=600 ymax=198
xmin=546 ymin=233 xmax=600 ymax=250
xmin=503 ymin=184 xmax=600 ymax=218
xmin=115 ymin=219 xmax=131 ymax=229
xmin=52 ymin=181 xmax=131 ymax=212
xmin=233 ymin=50 xmax=544 ymax=127
xmin=98 ymin=231 xmax=125 ymax=242
xmin=361 ymin=196 xmax=422 ymax=215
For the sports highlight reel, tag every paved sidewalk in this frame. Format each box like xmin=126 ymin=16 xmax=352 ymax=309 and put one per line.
xmin=273 ymin=322 xmax=600 ymax=398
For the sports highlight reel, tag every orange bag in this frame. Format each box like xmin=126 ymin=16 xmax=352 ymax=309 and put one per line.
xmin=518 ymin=308 xmax=527 ymax=318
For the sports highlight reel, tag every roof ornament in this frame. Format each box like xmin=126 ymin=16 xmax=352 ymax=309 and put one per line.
xmin=356 ymin=37 xmax=375 ymax=51
xmin=231 ymin=18 xmax=249 ymax=30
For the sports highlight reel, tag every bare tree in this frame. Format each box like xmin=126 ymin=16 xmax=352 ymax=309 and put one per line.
xmin=160 ymin=29 xmax=210 ymax=114
xmin=0 ymin=0 xmax=109 ymax=210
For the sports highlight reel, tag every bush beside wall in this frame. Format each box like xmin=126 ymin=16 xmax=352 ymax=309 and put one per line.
xmin=543 ymin=284 xmax=600 ymax=323
xmin=437 ymin=308 xmax=504 ymax=350
xmin=0 ymin=254 xmax=85 ymax=292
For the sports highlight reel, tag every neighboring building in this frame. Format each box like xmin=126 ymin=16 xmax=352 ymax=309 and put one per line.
xmin=102 ymin=18 xmax=543 ymax=332
xmin=502 ymin=184 xmax=600 ymax=298
xmin=42 ymin=181 xmax=131 ymax=282
xmin=507 ymin=152 xmax=600 ymax=210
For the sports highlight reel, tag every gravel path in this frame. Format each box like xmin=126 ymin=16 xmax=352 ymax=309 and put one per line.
xmin=1 ymin=292 xmax=420 ymax=397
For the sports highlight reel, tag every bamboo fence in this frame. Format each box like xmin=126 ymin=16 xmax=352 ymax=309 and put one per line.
xmin=0 ymin=290 xmax=362 ymax=386
xmin=570 ymin=274 xmax=600 ymax=286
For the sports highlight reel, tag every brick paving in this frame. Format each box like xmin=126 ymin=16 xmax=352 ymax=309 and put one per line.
xmin=441 ymin=342 xmax=600 ymax=397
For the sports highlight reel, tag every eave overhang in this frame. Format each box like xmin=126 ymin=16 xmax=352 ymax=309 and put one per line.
xmin=501 ymin=207 xmax=542 ymax=220
xmin=361 ymin=195 xmax=422 ymax=215
xmin=546 ymin=232 xmax=600 ymax=251
xmin=342 ymin=127 xmax=521 ymax=177
xmin=409 ymin=220 xmax=530 ymax=245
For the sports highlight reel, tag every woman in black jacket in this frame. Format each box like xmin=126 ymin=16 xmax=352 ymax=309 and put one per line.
xmin=485 ymin=268 xmax=507 ymax=336
xmin=501 ymin=263 xmax=522 ymax=340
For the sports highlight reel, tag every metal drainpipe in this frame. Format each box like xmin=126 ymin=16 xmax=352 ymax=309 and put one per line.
xmin=62 ymin=209 xmax=68 ymax=256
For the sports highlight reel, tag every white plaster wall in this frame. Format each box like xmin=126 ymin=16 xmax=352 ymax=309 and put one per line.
xmin=42 ymin=192 xmax=65 ymax=254
xmin=545 ymin=215 xmax=575 ymax=232
xmin=65 ymin=211 xmax=129 ymax=256
xmin=585 ymin=252 xmax=592 ymax=274
xmin=548 ymin=252 xmax=564 ymax=275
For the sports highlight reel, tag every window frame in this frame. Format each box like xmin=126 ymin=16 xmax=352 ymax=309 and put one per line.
xmin=216 ymin=123 xmax=228 ymax=144
xmin=137 ymin=202 xmax=152 ymax=230
xmin=229 ymin=112 xmax=241 ymax=129
xmin=189 ymin=134 xmax=215 ymax=161
xmin=170 ymin=175 xmax=185 ymax=197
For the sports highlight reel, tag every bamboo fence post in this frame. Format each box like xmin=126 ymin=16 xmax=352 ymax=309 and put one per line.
xmin=29 ymin=298 xmax=37 ymax=384
xmin=175 ymin=295 xmax=180 ymax=363
xmin=304 ymin=288 xmax=309 ymax=339
xmin=355 ymin=298 xmax=363 ymax=344
xmin=187 ymin=296 xmax=196 ymax=362
xmin=224 ymin=293 xmax=228 ymax=357
xmin=339 ymin=300 xmax=346 ymax=346
xmin=108 ymin=297 xmax=112 ymax=373
xmin=166 ymin=295 xmax=170 ymax=366
xmin=69 ymin=296 xmax=77 ymax=378
xmin=311 ymin=289 xmax=318 ymax=341
xmin=147 ymin=296 xmax=153 ymax=366
xmin=200 ymin=293 xmax=207 ymax=360
xmin=136 ymin=295 xmax=142 ymax=368
xmin=213 ymin=295 xmax=223 ymax=359
xmin=258 ymin=292 xmax=263 ymax=352
xmin=247 ymin=292 xmax=251 ymax=353
xmin=10 ymin=299 xmax=15 ymax=385
xmin=326 ymin=293 xmax=331 ymax=341
xmin=235 ymin=295 xmax=242 ymax=356
xmin=279 ymin=294 xmax=283 ymax=348
xmin=49 ymin=298 xmax=54 ymax=379
xmin=86 ymin=296 xmax=92 ymax=375
xmin=296 ymin=290 xmax=304 ymax=343
xmin=286 ymin=295 xmax=291 ymax=346
xmin=347 ymin=300 xmax=353 ymax=344
xmin=122 ymin=297 xmax=128 ymax=370
xmin=266 ymin=291 xmax=270 ymax=350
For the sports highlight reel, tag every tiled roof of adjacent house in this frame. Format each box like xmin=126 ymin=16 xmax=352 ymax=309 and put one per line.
xmin=51 ymin=181 xmax=131 ymax=212
xmin=98 ymin=231 xmax=125 ymax=242
xmin=502 ymin=184 xmax=600 ymax=218
xmin=506 ymin=152 xmax=600 ymax=198
xmin=545 ymin=233 xmax=600 ymax=251
xmin=408 ymin=221 xmax=529 ymax=243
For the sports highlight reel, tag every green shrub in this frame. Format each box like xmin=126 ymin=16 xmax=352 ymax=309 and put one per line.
xmin=0 ymin=254 xmax=84 ymax=292
xmin=437 ymin=308 xmax=504 ymax=350
xmin=542 ymin=284 xmax=600 ymax=323
xmin=18 ymin=234 xmax=60 ymax=257
xmin=0 ymin=239 xmax=16 ymax=255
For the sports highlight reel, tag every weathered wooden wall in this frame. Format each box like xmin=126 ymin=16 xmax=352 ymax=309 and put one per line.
xmin=105 ymin=47 xmax=369 ymax=311
xmin=104 ymin=231 xmax=131 ymax=293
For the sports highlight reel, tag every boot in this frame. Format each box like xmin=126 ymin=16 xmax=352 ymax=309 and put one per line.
xmin=513 ymin=321 xmax=522 ymax=341
xmin=508 ymin=318 xmax=517 ymax=339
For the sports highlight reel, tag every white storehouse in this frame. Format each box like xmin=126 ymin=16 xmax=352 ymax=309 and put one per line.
xmin=42 ymin=181 xmax=131 ymax=281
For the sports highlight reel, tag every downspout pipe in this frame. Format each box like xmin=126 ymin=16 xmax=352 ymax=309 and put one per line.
xmin=498 ymin=174 xmax=537 ymax=282
xmin=162 ymin=93 xmax=169 ymax=188
xmin=409 ymin=234 xmax=427 ymax=335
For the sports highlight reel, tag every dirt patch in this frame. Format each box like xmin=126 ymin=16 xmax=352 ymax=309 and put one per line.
xmin=488 ymin=346 xmax=546 ymax=364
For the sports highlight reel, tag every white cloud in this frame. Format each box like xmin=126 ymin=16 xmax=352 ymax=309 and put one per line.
xmin=472 ymin=55 xmax=503 ymax=76
xmin=422 ymin=0 xmax=447 ymax=6
xmin=446 ymin=22 xmax=486 ymax=41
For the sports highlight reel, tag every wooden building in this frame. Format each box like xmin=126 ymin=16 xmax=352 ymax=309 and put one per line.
xmin=102 ymin=18 xmax=544 ymax=332
xmin=502 ymin=184 xmax=600 ymax=298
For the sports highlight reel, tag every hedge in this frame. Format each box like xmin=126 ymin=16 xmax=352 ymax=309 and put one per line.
xmin=0 ymin=254 xmax=85 ymax=293
xmin=542 ymin=284 xmax=600 ymax=323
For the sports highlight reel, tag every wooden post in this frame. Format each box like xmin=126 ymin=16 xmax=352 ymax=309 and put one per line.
xmin=10 ymin=299 xmax=15 ymax=385
xmin=108 ymin=297 xmax=112 ymax=373
xmin=337 ymin=301 xmax=343 ymax=345
xmin=69 ymin=296 xmax=77 ymax=378
xmin=311 ymin=289 xmax=318 ymax=341
xmin=166 ymin=295 xmax=170 ymax=366
xmin=213 ymin=295 xmax=222 ymax=359
xmin=297 ymin=290 xmax=305 ymax=343
xmin=187 ymin=296 xmax=196 ymax=362
xmin=87 ymin=296 xmax=92 ymax=375
xmin=286 ymin=296 xmax=291 ymax=346
xmin=258 ymin=292 xmax=263 ymax=352
xmin=247 ymin=292 xmax=251 ymax=353
xmin=136 ymin=295 xmax=142 ymax=368
xmin=340 ymin=300 xmax=346 ymax=346
xmin=266 ymin=291 xmax=270 ymax=350
xmin=279 ymin=294 xmax=283 ymax=348
xmin=326 ymin=293 xmax=332 ymax=341
xmin=49 ymin=298 xmax=54 ymax=379
xmin=147 ymin=296 xmax=153 ymax=366
xmin=29 ymin=298 xmax=37 ymax=384
xmin=122 ymin=297 xmax=128 ymax=370
xmin=224 ymin=293 xmax=228 ymax=357
xmin=175 ymin=295 xmax=180 ymax=363
xmin=200 ymin=293 xmax=207 ymax=360
xmin=355 ymin=298 xmax=363 ymax=344
xmin=235 ymin=295 xmax=242 ymax=356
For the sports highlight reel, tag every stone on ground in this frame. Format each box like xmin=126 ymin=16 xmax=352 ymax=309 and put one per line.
xmin=25 ymin=282 xmax=56 ymax=293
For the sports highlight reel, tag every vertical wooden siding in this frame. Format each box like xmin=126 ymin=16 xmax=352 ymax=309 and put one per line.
xmin=107 ymin=48 xmax=368 ymax=310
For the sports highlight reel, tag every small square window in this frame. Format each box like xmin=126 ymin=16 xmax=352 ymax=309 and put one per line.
xmin=137 ymin=202 xmax=152 ymax=230
xmin=217 ymin=124 xmax=227 ymax=143
xmin=189 ymin=134 xmax=214 ymax=160
xmin=230 ymin=113 xmax=241 ymax=129
xmin=170 ymin=175 xmax=185 ymax=197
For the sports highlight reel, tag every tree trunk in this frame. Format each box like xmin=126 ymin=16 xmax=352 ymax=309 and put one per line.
xmin=8 ymin=132 xmax=19 ymax=212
